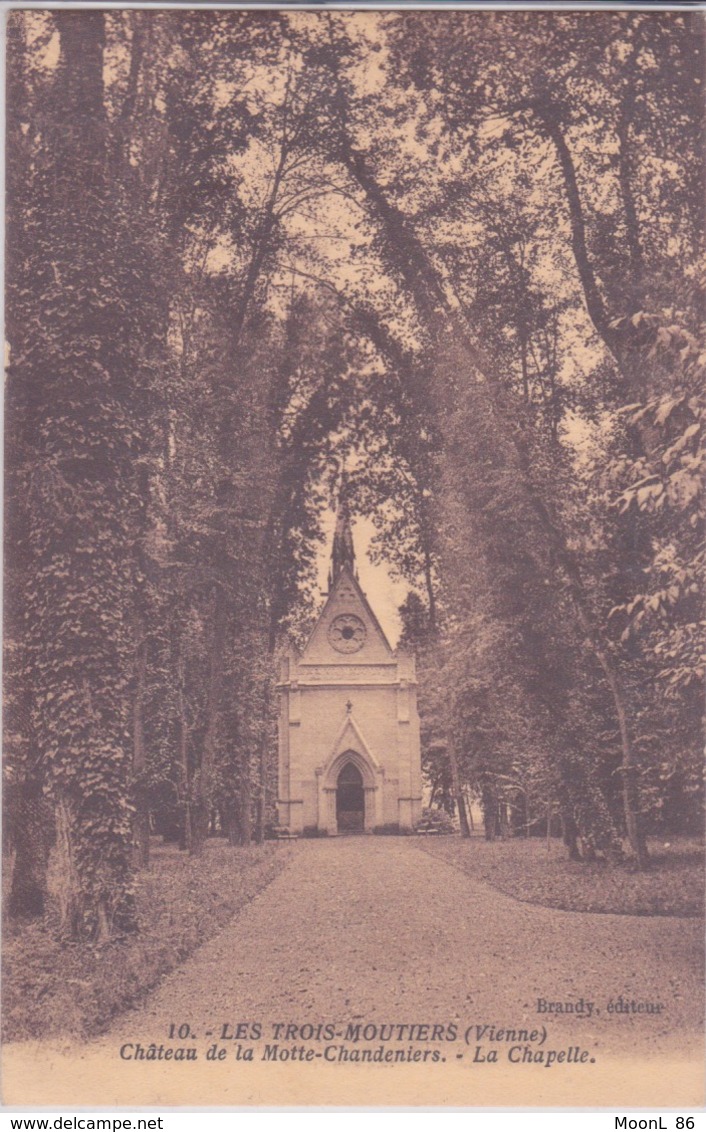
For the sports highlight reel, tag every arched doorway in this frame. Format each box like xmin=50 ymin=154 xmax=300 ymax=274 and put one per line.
xmin=336 ymin=762 xmax=364 ymax=833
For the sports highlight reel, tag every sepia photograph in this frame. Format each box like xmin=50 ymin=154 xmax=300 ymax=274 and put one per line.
xmin=2 ymin=2 xmax=704 ymax=1109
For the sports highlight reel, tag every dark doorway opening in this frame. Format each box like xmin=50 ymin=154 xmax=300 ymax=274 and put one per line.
xmin=336 ymin=762 xmax=364 ymax=832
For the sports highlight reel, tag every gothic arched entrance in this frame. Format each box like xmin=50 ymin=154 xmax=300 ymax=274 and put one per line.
xmin=336 ymin=761 xmax=364 ymax=833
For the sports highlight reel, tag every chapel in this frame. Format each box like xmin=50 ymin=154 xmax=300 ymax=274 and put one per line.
xmin=276 ymin=499 xmax=422 ymax=835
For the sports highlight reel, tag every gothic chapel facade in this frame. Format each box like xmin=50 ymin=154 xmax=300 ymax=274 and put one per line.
xmin=277 ymin=502 xmax=422 ymax=835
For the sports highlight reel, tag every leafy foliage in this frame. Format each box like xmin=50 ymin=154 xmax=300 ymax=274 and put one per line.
xmin=5 ymin=9 xmax=702 ymax=948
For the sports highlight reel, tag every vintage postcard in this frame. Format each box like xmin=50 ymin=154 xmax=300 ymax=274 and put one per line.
xmin=3 ymin=2 xmax=704 ymax=1109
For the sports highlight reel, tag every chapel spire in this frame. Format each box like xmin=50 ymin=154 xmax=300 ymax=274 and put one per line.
xmin=329 ymin=477 xmax=357 ymax=587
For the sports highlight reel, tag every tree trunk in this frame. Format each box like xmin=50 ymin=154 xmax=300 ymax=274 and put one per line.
xmin=568 ymin=599 xmax=648 ymax=866
xmin=132 ymin=622 xmax=150 ymax=869
xmin=254 ymin=696 xmax=269 ymax=846
xmin=54 ymin=796 xmax=82 ymax=937
xmin=7 ymin=777 xmax=52 ymax=919
xmin=239 ymin=770 xmax=252 ymax=846
xmin=448 ymin=738 xmax=471 ymax=838
xmin=616 ymin=116 xmax=644 ymax=303
xmin=535 ymin=105 xmax=656 ymax=438
xmin=482 ymin=787 xmax=497 ymax=841
xmin=173 ymin=629 xmax=192 ymax=853
xmin=421 ymin=534 xmax=438 ymax=633
xmin=226 ymin=803 xmax=241 ymax=847
xmin=191 ymin=586 xmax=226 ymax=856
xmin=562 ymin=810 xmax=582 ymax=862
xmin=534 ymin=109 xmax=621 ymax=360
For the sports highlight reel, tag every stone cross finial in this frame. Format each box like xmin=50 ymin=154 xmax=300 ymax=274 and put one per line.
xmin=345 ymin=699 xmax=353 ymax=714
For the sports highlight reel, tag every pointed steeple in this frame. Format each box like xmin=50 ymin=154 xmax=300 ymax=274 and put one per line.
xmin=329 ymin=477 xmax=357 ymax=588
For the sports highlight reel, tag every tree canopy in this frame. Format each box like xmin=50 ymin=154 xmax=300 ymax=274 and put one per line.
xmin=6 ymin=9 xmax=703 ymax=935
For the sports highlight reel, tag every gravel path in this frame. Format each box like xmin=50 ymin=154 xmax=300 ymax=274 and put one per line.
xmin=108 ymin=836 xmax=702 ymax=1059
xmin=5 ymin=838 xmax=703 ymax=1106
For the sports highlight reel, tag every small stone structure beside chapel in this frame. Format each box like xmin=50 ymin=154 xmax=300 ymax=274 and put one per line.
xmin=277 ymin=501 xmax=422 ymax=835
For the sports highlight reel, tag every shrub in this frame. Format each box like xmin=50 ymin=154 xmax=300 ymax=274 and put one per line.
xmin=414 ymin=807 xmax=455 ymax=835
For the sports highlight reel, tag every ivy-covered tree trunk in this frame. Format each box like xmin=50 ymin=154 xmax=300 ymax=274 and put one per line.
xmin=16 ymin=11 xmax=147 ymax=937
xmin=5 ymin=13 xmax=52 ymax=920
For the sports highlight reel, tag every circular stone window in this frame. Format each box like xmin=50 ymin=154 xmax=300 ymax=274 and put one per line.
xmin=328 ymin=613 xmax=366 ymax=653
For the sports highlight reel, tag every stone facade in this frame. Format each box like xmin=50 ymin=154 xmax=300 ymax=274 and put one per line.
xmin=276 ymin=511 xmax=422 ymax=835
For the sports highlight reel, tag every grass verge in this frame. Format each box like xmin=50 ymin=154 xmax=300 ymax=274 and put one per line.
xmin=3 ymin=839 xmax=291 ymax=1042
xmin=415 ymin=834 xmax=704 ymax=917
